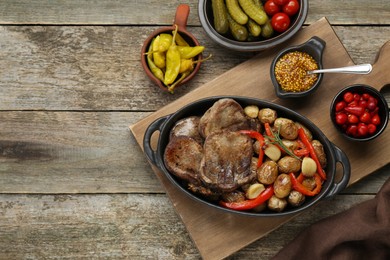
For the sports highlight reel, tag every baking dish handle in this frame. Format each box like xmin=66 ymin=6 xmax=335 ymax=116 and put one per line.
xmin=143 ymin=115 xmax=170 ymax=166
xmin=325 ymin=143 xmax=351 ymax=198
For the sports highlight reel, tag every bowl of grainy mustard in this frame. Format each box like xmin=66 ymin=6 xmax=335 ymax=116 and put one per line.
xmin=270 ymin=36 xmax=326 ymax=98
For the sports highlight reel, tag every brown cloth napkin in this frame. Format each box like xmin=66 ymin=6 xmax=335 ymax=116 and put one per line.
xmin=273 ymin=177 xmax=390 ymax=260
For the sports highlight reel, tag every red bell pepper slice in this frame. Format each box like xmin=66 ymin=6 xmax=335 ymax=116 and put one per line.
xmin=297 ymin=128 xmax=327 ymax=180
xmin=219 ymin=186 xmax=274 ymax=211
xmin=344 ymin=106 xmax=365 ymax=116
xmin=239 ymin=130 xmax=264 ymax=168
xmin=264 ymin=122 xmax=273 ymax=137
xmin=290 ymin=172 xmax=322 ymax=196
xmin=294 ymin=148 xmax=309 ymax=157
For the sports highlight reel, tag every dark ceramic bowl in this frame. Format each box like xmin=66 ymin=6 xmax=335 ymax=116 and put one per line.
xmin=198 ymin=0 xmax=308 ymax=52
xmin=270 ymin=36 xmax=326 ymax=99
xmin=143 ymin=96 xmax=351 ymax=217
xmin=330 ymin=84 xmax=389 ymax=142
xmin=140 ymin=4 xmax=202 ymax=92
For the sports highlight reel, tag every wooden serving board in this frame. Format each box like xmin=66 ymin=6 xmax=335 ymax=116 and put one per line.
xmin=130 ymin=18 xmax=390 ymax=260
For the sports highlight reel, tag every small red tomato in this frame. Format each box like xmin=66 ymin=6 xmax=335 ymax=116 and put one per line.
xmin=273 ymin=0 xmax=289 ymax=5
xmin=368 ymin=96 xmax=378 ymax=105
xmin=271 ymin=13 xmax=291 ymax=33
xmin=371 ymin=114 xmax=381 ymax=125
xmin=367 ymin=101 xmax=376 ymax=111
xmin=360 ymin=111 xmax=371 ymax=124
xmin=264 ymin=0 xmax=281 ymax=16
xmin=362 ymin=93 xmax=371 ymax=100
xmin=367 ymin=124 xmax=377 ymax=135
xmin=346 ymin=124 xmax=358 ymax=137
xmin=353 ymin=93 xmax=360 ymax=101
xmin=335 ymin=101 xmax=346 ymax=112
xmin=343 ymin=92 xmax=354 ymax=103
xmin=282 ymin=0 xmax=300 ymax=16
xmin=358 ymin=100 xmax=367 ymax=109
xmin=357 ymin=123 xmax=368 ymax=137
xmin=348 ymin=114 xmax=359 ymax=124
xmin=335 ymin=112 xmax=348 ymax=125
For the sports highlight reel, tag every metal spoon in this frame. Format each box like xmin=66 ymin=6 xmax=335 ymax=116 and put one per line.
xmin=307 ymin=63 xmax=372 ymax=75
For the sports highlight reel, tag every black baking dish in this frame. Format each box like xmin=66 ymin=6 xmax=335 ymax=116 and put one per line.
xmin=143 ymin=96 xmax=351 ymax=217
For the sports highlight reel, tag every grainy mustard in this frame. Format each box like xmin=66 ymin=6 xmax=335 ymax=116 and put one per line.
xmin=274 ymin=51 xmax=319 ymax=92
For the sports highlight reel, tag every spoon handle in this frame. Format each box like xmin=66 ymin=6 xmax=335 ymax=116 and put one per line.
xmin=308 ymin=64 xmax=372 ymax=75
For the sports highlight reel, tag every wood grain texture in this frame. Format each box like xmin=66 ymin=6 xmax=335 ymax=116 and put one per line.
xmin=0 ymin=26 xmax=389 ymax=111
xmin=0 ymin=0 xmax=388 ymax=25
xmin=0 ymin=111 xmax=166 ymax=194
xmin=0 ymin=193 xmax=375 ymax=259
xmin=0 ymin=0 xmax=389 ymax=259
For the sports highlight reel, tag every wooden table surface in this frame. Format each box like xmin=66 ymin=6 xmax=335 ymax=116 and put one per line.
xmin=1 ymin=1 xmax=389 ymax=259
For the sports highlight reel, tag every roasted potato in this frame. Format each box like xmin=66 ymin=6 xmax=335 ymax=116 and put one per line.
xmin=302 ymin=176 xmax=316 ymax=191
xmin=257 ymin=160 xmax=278 ymax=185
xmin=268 ymin=195 xmax=287 ymax=212
xmin=312 ymin=140 xmax=327 ymax=168
xmin=253 ymin=140 xmax=261 ymax=155
xmin=274 ymin=118 xmax=298 ymax=140
xmin=288 ymin=190 xmax=305 ymax=207
xmin=273 ymin=173 xmax=292 ymax=198
xmin=258 ymin=108 xmax=277 ymax=124
xmin=281 ymin=139 xmax=299 ymax=151
xmin=278 ymin=155 xmax=301 ymax=173
xmin=244 ymin=105 xmax=259 ymax=118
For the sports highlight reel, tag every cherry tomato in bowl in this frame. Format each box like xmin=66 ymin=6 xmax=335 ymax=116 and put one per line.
xmin=264 ymin=0 xmax=281 ymax=16
xmin=273 ymin=0 xmax=289 ymax=5
xmin=271 ymin=13 xmax=291 ymax=33
xmin=283 ymin=0 xmax=300 ymax=16
xmin=330 ymin=84 xmax=389 ymax=142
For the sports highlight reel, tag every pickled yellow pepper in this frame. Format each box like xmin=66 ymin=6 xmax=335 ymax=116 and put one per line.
xmin=158 ymin=33 xmax=173 ymax=52
xmin=146 ymin=38 xmax=164 ymax=82
xmin=152 ymin=35 xmax=166 ymax=69
xmin=179 ymin=54 xmax=213 ymax=73
xmin=174 ymin=31 xmax=190 ymax=46
xmin=177 ymin=46 xmax=205 ymax=59
xmin=164 ymin=25 xmax=181 ymax=86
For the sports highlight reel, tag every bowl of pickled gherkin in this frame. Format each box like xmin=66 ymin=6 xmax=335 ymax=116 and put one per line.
xmin=198 ymin=0 xmax=308 ymax=52
xmin=141 ymin=4 xmax=209 ymax=93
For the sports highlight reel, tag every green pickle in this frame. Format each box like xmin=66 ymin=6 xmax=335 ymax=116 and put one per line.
xmin=212 ymin=0 xmax=229 ymax=34
xmin=227 ymin=13 xmax=248 ymax=41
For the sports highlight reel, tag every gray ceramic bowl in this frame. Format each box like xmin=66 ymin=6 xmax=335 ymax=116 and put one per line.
xmin=143 ymin=96 xmax=351 ymax=217
xmin=270 ymin=36 xmax=326 ymax=98
xmin=198 ymin=0 xmax=308 ymax=52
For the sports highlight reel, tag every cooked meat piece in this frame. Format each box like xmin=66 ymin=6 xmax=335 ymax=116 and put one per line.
xmin=221 ymin=190 xmax=246 ymax=203
xmin=164 ymin=136 xmax=203 ymax=185
xmin=169 ymin=116 xmax=203 ymax=144
xmin=199 ymin=131 xmax=255 ymax=192
xmin=247 ymin=117 xmax=262 ymax=132
xmin=188 ymin=183 xmax=220 ymax=201
xmin=198 ymin=98 xmax=249 ymax=138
